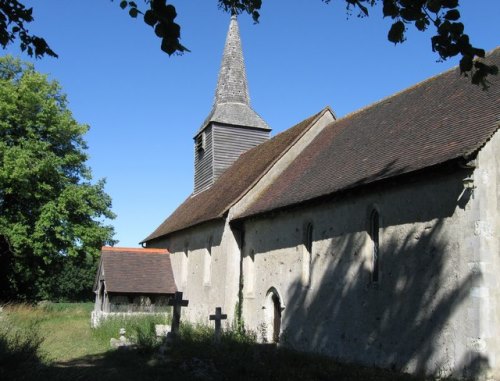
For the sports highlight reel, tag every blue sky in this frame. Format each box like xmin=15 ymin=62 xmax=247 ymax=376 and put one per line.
xmin=6 ymin=1 xmax=500 ymax=247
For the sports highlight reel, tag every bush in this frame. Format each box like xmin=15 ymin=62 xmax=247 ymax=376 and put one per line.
xmin=221 ymin=323 xmax=256 ymax=344
xmin=179 ymin=322 xmax=214 ymax=342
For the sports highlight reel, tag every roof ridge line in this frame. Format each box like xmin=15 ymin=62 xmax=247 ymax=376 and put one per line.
xmin=221 ymin=106 xmax=333 ymax=216
xmin=102 ymin=246 xmax=169 ymax=254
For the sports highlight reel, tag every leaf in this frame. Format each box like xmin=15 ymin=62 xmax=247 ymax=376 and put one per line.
xmin=457 ymin=34 xmax=470 ymax=48
xmin=444 ymin=9 xmax=460 ymax=21
xmin=252 ymin=10 xmax=260 ymax=23
xmin=388 ymin=21 xmax=405 ymax=44
xmin=426 ymin=0 xmax=441 ymax=13
xmin=155 ymin=23 xmax=166 ymax=38
xmin=400 ymin=8 xmax=422 ymax=22
xmin=166 ymin=22 xmax=181 ymax=39
xmin=472 ymin=48 xmax=485 ymax=58
xmin=437 ymin=20 xmax=451 ymax=34
xmin=449 ymin=22 xmax=464 ymax=36
xmin=129 ymin=8 xmax=139 ymax=18
xmin=382 ymin=0 xmax=399 ymax=18
xmin=164 ymin=4 xmax=177 ymax=21
xmin=459 ymin=55 xmax=473 ymax=73
xmin=471 ymin=70 xmax=482 ymax=85
xmin=152 ymin=0 xmax=167 ymax=12
xmin=415 ymin=18 xmax=429 ymax=31
xmin=144 ymin=10 xmax=157 ymax=26
xmin=161 ymin=37 xmax=176 ymax=55
xmin=120 ymin=0 xmax=127 ymax=9
xmin=441 ymin=0 xmax=459 ymax=9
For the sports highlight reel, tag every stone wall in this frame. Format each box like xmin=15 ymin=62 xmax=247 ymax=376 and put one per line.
xmin=239 ymin=154 xmax=496 ymax=378
xmin=146 ymin=128 xmax=499 ymax=379
xmin=148 ymin=219 xmax=240 ymax=325
xmin=472 ymin=128 xmax=500 ymax=380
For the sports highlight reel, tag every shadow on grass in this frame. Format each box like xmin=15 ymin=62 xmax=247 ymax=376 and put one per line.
xmin=1 ymin=335 xmax=429 ymax=381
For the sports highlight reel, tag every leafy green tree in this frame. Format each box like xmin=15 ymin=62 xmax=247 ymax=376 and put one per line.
xmin=44 ymin=254 xmax=100 ymax=302
xmin=0 ymin=1 xmax=496 ymax=88
xmin=0 ymin=56 xmax=116 ymax=301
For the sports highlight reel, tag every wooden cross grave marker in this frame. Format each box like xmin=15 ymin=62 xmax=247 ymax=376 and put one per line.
xmin=168 ymin=291 xmax=189 ymax=337
xmin=209 ymin=307 xmax=227 ymax=344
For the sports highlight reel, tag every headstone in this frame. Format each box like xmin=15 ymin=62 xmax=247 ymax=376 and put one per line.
xmin=119 ymin=328 xmax=126 ymax=341
xmin=209 ymin=307 xmax=227 ymax=344
xmin=110 ymin=328 xmax=132 ymax=348
xmin=155 ymin=324 xmax=171 ymax=338
xmin=168 ymin=291 xmax=189 ymax=337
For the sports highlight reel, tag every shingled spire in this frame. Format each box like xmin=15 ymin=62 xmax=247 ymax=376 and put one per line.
xmin=193 ymin=16 xmax=270 ymax=195
xmin=215 ymin=14 xmax=250 ymax=105
xmin=199 ymin=15 xmax=270 ymax=132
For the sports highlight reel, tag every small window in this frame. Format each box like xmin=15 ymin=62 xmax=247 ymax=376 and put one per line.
xmin=182 ymin=245 xmax=189 ymax=286
xmin=246 ymin=249 xmax=256 ymax=295
xmin=370 ymin=210 xmax=380 ymax=283
xmin=305 ymin=223 xmax=313 ymax=254
xmin=302 ymin=223 xmax=313 ymax=286
xmin=196 ymin=132 xmax=206 ymax=152
xmin=204 ymin=237 xmax=212 ymax=285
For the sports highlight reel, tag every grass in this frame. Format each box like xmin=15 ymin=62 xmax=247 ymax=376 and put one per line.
xmin=92 ymin=313 xmax=170 ymax=353
xmin=0 ymin=303 xmax=440 ymax=381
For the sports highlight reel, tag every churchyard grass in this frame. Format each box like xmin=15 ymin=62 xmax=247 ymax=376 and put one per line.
xmin=1 ymin=302 xmax=105 ymax=361
xmin=0 ymin=302 xmax=448 ymax=380
xmin=92 ymin=313 xmax=170 ymax=352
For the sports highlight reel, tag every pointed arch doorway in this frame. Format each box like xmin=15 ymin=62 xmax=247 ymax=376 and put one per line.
xmin=264 ymin=288 xmax=283 ymax=343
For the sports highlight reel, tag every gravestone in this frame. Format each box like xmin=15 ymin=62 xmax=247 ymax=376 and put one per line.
xmin=155 ymin=324 xmax=171 ymax=338
xmin=110 ymin=328 xmax=132 ymax=348
xmin=168 ymin=291 xmax=189 ymax=337
xmin=209 ymin=307 xmax=227 ymax=344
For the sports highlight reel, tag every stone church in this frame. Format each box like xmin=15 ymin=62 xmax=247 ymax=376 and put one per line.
xmin=140 ymin=16 xmax=500 ymax=379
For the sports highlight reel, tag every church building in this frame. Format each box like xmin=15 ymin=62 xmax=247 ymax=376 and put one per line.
xmin=141 ymin=15 xmax=500 ymax=379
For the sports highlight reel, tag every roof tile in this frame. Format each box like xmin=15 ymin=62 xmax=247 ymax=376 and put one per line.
xmin=238 ymin=48 xmax=500 ymax=218
xmin=100 ymin=247 xmax=176 ymax=294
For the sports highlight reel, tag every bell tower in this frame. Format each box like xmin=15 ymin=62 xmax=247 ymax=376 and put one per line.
xmin=193 ymin=16 xmax=270 ymax=195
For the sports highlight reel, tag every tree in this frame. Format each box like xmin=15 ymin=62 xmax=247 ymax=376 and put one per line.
xmin=0 ymin=1 xmax=497 ymax=89
xmin=0 ymin=56 xmax=116 ymax=301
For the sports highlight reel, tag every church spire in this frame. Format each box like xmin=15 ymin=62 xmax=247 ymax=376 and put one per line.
xmin=198 ymin=16 xmax=270 ymax=133
xmin=193 ymin=15 xmax=270 ymax=195
xmin=214 ymin=15 xmax=250 ymax=105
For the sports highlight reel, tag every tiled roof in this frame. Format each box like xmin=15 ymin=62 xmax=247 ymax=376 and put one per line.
xmin=237 ymin=48 xmax=500 ymax=219
xmin=99 ymin=247 xmax=176 ymax=294
xmin=143 ymin=109 xmax=329 ymax=242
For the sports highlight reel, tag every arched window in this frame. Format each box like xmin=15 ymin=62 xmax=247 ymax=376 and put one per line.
xmin=302 ymin=223 xmax=313 ymax=286
xmin=181 ymin=244 xmax=189 ymax=286
xmin=204 ymin=237 xmax=212 ymax=285
xmin=370 ymin=210 xmax=380 ymax=283
xmin=246 ymin=249 xmax=255 ymax=295
xmin=263 ymin=288 xmax=283 ymax=343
